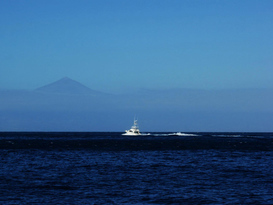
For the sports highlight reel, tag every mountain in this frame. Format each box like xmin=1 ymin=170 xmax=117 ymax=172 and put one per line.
xmin=1 ymin=79 xmax=273 ymax=131
xmin=35 ymin=77 xmax=105 ymax=96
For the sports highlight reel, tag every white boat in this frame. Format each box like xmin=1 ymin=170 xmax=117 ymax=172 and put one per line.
xmin=122 ymin=119 xmax=141 ymax=136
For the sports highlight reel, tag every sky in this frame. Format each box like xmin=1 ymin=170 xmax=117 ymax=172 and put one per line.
xmin=1 ymin=0 xmax=273 ymax=93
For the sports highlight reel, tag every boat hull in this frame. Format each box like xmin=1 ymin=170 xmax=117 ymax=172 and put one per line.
xmin=122 ymin=131 xmax=141 ymax=136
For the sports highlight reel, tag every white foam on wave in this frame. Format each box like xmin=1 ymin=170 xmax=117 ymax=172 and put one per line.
xmin=140 ymin=133 xmax=151 ymax=136
xmin=168 ymin=132 xmax=198 ymax=136
xmin=149 ymin=133 xmax=198 ymax=137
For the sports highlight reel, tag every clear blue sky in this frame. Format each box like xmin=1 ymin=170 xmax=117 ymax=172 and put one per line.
xmin=1 ymin=0 xmax=273 ymax=92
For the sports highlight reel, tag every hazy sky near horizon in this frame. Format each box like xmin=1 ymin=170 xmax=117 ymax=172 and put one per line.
xmin=1 ymin=0 xmax=273 ymax=92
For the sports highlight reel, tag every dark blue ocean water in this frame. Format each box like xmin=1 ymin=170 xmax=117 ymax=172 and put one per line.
xmin=0 ymin=132 xmax=273 ymax=204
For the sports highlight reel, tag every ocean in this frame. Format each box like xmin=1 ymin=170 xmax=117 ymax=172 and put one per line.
xmin=0 ymin=132 xmax=272 ymax=204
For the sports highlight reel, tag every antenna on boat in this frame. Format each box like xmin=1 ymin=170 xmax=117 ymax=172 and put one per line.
xmin=133 ymin=115 xmax=139 ymax=128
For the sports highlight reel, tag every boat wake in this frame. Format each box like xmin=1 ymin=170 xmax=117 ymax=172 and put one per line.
xmin=151 ymin=132 xmax=198 ymax=137
xmin=140 ymin=133 xmax=151 ymax=136
xmin=169 ymin=132 xmax=198 ymax=136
